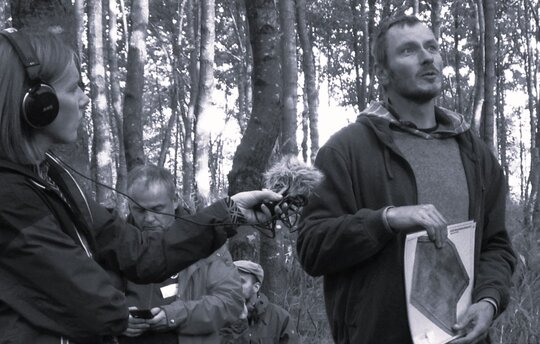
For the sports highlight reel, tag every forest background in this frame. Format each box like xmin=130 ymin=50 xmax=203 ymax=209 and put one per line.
xmin=1 ymin=0 xmax=539 ymax=342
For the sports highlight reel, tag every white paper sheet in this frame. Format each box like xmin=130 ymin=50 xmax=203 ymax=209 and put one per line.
xmin=404 ymin=221 xmax=476 ymax=344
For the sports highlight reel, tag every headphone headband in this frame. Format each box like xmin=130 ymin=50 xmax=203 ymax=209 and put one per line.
xmin=0 ymin=29 xmax=41 ymax=81
xmin=0 ymin=28 xmax=59 ymax=128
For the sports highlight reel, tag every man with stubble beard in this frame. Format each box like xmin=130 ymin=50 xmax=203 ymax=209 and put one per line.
xmin=297 ymin=15 xmax=515 ymax=344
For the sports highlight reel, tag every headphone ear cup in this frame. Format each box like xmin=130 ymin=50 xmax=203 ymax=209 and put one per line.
xmin=22 ymin=83 xmax=59 ymax=128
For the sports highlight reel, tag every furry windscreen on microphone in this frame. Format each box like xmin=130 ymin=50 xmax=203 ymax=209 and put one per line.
xmin=262 ymin=155 xmax=324 ymax=206
xmin=253 ymin=155 xmax=323 ymax=235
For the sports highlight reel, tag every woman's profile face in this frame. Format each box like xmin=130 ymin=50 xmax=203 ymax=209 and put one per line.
xmin=40 ymin=60 xmax=89 ymax=145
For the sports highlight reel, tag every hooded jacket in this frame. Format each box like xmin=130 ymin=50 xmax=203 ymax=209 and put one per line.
xmin=0 ymin=154 xmax=232 ymax=344
xmin=297 ymin=102 xmax=516 ymax=344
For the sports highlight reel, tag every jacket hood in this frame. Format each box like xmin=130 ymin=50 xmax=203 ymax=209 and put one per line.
xmin=357 ymin=101 xmax=470 ymax=139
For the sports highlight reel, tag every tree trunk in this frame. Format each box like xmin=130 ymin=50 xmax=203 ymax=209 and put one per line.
xmin=350 ymin=0 xmax=364 ymax=111
xmin=107 ymin=0 xmax=128 ymax=215
xmin=430 ymin=0 xmax=441 ymax=40
xmin=367 ymin=0 xmax=377 ymax=101
xmin=119 ymin=0 xmax=129 ymax=48
xmin=412 ymin=0 xmax=420 ymax=15
xmin=1 ymin=1 xmax=10 ymax=28
xmin=226 ymin=0 xmax=251 ymax=136
xmin=279 ymin=0 xmax=298 ymax=156
xmin=495 ymin=36 xmax=508 ymax=186
xmin=123 ymin=0 xmax=148 ymax=171
xmin=471 ymin=0 xmax=485 ymax=133
xmin=183 ymin=0 xmax=199 ymax=204
xmin=452 ymin=4 xmax=464 ymax=114
xmin=88 ymin=0 xmax=115 ymax=208
xmin=193 ymin=0 xmax=216 ymax=206
xmin=228 ymin=0 xmax=282 ymax=298
xmin=525 ymin=0 xmax=540 ymax=229
xmin=227 ymin=0 xmax=282 ymax=304
xmin=10 ymin=0 xmax=92 ymax=194
xmin=296 ymin=0 xmax=319 ymax=162
xmin=74 ymin=0 xmax=84 ymax=60
xmin=301 ymin=91 xmax=309 ymax=162
xmin=227 ymin=0 xmax=281 ymax=195
xmin=158 ymin=0 xmax=188 ymax=169
xmin=482 ymin=0 xmax=496 ymax=154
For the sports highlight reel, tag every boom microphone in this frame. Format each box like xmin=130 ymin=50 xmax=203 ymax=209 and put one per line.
xmin=255 ymin=155 xmax=324 ymax=234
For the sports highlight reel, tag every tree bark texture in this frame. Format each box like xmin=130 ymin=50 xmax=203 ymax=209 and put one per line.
xmin=107 ymin=0 xmax=128 ymax=215
xmin=350 ymin=0 xmax=364 ymax=111
xmin=0 ymin=1 xmax=9 ymax=28
xmin=123 ymin=0 xmax=148 ymax=171
xmin=482 ymin=0 xmax=496 ymax=154
xmin=194 ymin=0 xmax=216 ymax=206
xmin=430 ymin=0 xmax=441 ymax=40
xmin=183 ymin=0 xmax=199 ymax=204
xmin=158 ymin=0 xmax=188 ymax=169
xmin=88 ymin=0 xmax=115 ymax=208
xmin=279 ymin=0 xmax=298 ymax=156
xmin=471 ymin=0 xmax=485 ymax=132
xmin=296 ymin=0 xmax=320 ymax=162
xmin=452 ymin=4 xmax=464 ymax=114
xmin=227 ymin=0 xmax=282 ymax=195
xmin=227 ymin=0 xmax=283 ymax=305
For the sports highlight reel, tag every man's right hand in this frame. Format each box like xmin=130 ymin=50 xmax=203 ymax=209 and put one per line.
xmin=123 ymin=307 xmax=150 ymax=337
xmin=386 ymin=204 xmax=447 ymax=248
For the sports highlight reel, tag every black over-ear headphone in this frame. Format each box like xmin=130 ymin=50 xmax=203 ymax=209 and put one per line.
xmin=0 ymin=28 xmax=59 ymax=128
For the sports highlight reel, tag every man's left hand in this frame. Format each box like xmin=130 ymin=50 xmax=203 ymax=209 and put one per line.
xmin=449 ymin=301 xmax=495 ymax=344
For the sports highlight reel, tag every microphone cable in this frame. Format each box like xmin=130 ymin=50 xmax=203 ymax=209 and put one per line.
xmin=51 ymin=153 xmax=284 ymax=231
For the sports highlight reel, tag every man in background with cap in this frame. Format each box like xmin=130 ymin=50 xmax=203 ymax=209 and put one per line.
xmin=220 ymin=260 xmax=298 ymax=343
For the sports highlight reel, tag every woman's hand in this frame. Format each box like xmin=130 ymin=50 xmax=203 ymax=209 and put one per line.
xmin=230 ymin=189 xmax=283 ymax=224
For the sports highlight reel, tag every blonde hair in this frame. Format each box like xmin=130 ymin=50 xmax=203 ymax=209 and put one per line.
xmin=0 ymin=30 xmax=74 ymax=165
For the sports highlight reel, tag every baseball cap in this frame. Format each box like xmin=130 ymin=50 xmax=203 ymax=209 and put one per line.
xmin=234 ymin=260 xmax=264 ymax=283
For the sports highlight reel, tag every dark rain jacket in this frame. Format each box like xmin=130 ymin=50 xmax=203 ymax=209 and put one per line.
xmin=0 ymin=153 xmax=232 ymax=344
xmin=296 ymin=102 xmax=516 ymax=344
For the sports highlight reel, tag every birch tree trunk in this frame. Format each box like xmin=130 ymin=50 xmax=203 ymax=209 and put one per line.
xmin=1 ymin=1 xmax=9 ymax=28
xmin=194 ymin=0 xmax=216 ymax=206
xmin=482 ymin=0 xmax=496 ymax=154
xmin=350 ymin=0 xmax=364 ymax=111
xmin=123 ymin=0 xmax=148 ymax=171
xmin=108 ymin=0 xmax=128 ymax=214
xmin=297 ymin=0 xmax=319 ymax=162
xmin=74 ymin=0 xmax=84 ymax=60
xmin=88 ymin=0 xmax=115 ymax=208
xmin=452 ymin=4 xmax=464 ymax=114
xmin=183 ymin=0 xmax=199 ymax=204
xmin=279 ymin=0 xmax=298 ymax=156
xmin=471 ymin=0 xmax=485 ymax=132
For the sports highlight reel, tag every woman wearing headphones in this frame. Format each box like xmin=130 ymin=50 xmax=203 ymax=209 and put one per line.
xmin=0 ymin=29 xmax=281 ymax=344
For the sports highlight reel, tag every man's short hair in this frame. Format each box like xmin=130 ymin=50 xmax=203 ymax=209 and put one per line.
xmin=371 ymin=15 xmax=423 ymax=67
xmin=127 ymin=164 xmax=176 ymax=201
